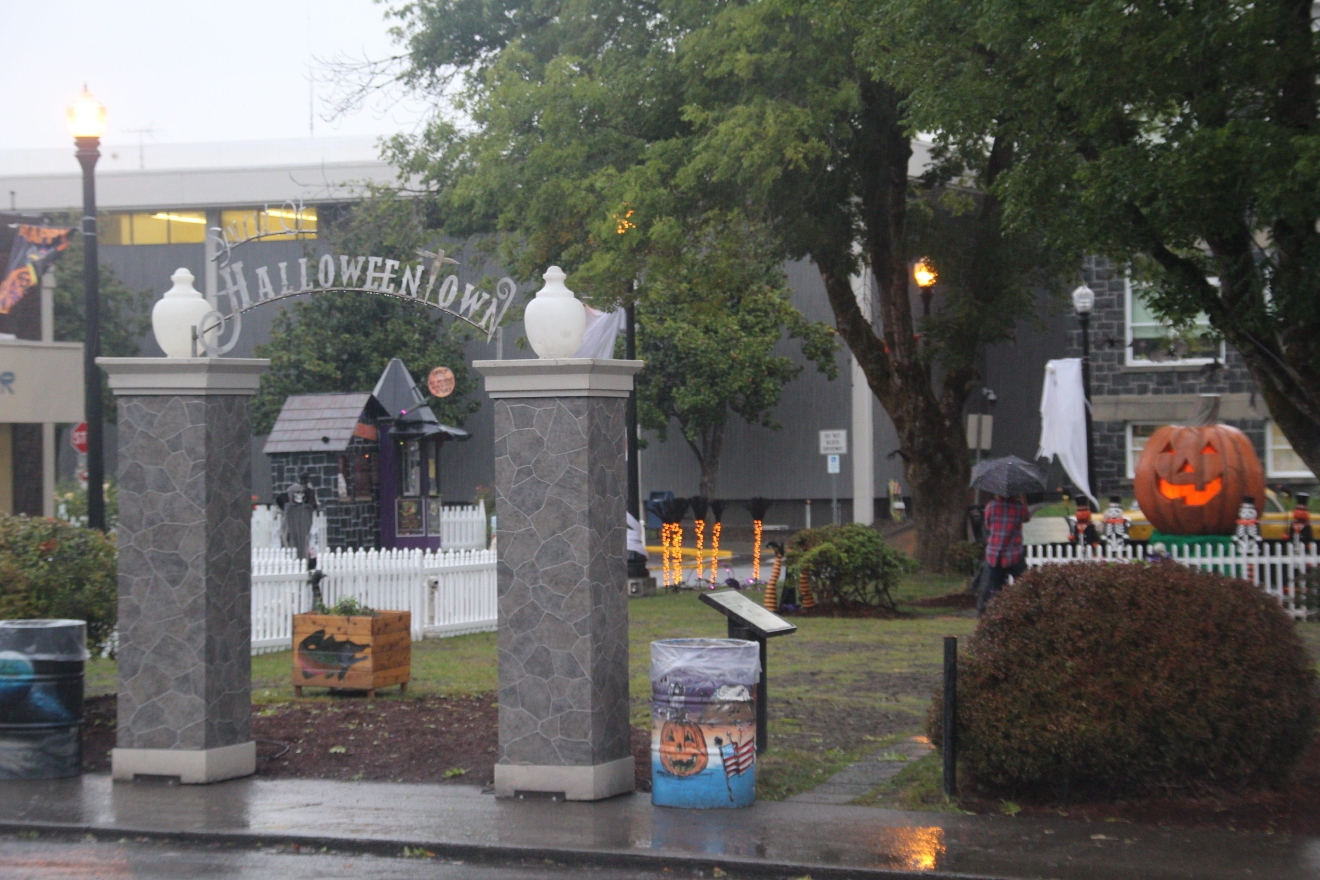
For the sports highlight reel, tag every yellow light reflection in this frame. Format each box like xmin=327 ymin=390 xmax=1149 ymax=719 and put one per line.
xmin=881 ymin=826 xmax=945 ymax=871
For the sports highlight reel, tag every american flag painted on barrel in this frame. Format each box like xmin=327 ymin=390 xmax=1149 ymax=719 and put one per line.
xmin=720 ymin=736 xmax=755 ymax=778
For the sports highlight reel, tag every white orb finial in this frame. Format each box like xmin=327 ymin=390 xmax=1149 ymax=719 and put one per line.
xmin=524 ymin=265 xmax=586 ymax=358
xmin=151 ymin=267 xmax=212 ymax=357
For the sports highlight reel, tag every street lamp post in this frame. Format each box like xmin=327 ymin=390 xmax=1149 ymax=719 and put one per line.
xmin=914 ymin=257 xmax=937 ymax=319
xmin=1072 ymin=283 xmax=1097 ymax=500
xmin=68 ymin=86 xmax=107 ymax=531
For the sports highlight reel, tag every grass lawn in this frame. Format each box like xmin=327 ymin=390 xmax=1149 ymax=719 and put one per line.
xmin=83 ymin=572 xmax=973 ymax=800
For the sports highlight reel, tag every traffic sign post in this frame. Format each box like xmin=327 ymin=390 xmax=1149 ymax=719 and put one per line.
xmin=820 ymin=431 xmax=846 ymax=525
xmin=71 ymin=422 xmax=89 ymax=455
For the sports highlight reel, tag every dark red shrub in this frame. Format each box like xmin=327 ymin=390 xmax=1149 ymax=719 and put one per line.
xmin=929 ymin=562 xmax=1317 ymax=798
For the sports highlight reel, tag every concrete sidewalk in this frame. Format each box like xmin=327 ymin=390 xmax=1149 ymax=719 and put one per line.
xmin=0 ymin=775 xmax=1314 ymax=879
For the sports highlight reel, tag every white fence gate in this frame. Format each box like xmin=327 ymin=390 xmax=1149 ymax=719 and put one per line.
xmin=251 ymin=544 xmax=497 ymax=654
xmin=251 ymin=501 xmax=488 ymax=551
xmin=1024 ymin=541 xmax=1319 ymax=619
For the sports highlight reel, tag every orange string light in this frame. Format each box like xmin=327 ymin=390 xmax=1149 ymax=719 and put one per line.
xmin=710 ymin=522 xmax=722 ymax=585
xmin=752 ymin=520 xmax=763 ymax=582
xmin=694 ymin=519 xmax=705 ymax=583
xmin=672 ymin=524 xmax=684 ymax=586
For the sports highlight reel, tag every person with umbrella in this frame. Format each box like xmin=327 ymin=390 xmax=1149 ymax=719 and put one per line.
xmin=970 ymin=456 xmax=1046 ymax=613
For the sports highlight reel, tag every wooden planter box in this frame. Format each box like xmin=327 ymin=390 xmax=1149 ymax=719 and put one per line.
xmin=292 ymin=611 xmax=411 ymax=697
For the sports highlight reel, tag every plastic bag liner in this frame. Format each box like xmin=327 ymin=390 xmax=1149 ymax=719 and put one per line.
xmin=650 ymin=638 xmax=760 ymax=687
xmin=0 ymin=620 xmax=88 ymax=661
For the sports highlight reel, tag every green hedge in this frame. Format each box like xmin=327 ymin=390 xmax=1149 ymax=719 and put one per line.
xmin=0 ymin=515 xmax=117 ymax=656
xmin=930 ymin=562 xmax=1317 ymax=799
xmin=786 ymin=523 xmax=914 ymax=611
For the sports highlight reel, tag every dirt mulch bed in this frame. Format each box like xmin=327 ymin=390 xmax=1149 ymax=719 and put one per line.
xmin=83 ymin=694 xmax=654 ymax=792
xmin=908 ymin=592 xmax=978 ymax=610
xmin=957 ymin=736 xmax=1320 ymax=836
xmin=788 ymin=603 xmax=906 ymax=619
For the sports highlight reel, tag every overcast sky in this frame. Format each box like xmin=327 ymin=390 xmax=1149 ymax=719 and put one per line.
xmin=1 ymin=0 xmax=431 ymax=152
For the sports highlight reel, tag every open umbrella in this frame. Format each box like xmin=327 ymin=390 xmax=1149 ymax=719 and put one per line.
xmin=971 ymin=455 xmax=1047 ymax=497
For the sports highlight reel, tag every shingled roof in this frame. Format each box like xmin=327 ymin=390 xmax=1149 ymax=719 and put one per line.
xmin=263 ymin=392 xmax=379 ymax=454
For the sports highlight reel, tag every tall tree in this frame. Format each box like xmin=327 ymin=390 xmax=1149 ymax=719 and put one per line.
xmin=673 ymin=0 xmax=1065 ymax=565
xmin=882 ymin=0 xmax=1320 ymax=476
xmin=633 ymin=211 xmax=839 ymax=497
xmin=375 ymin=0 xmax=1061 ymax=566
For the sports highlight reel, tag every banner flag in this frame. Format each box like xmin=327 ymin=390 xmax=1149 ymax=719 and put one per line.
xmin=0 ymin=225 xmax=72 ymax=314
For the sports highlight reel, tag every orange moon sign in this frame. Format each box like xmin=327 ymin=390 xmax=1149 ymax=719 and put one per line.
xmin=427 ymin=366 xmax=456 ymax=398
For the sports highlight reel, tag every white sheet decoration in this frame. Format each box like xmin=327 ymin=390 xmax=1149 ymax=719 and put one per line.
xmin=574 ymin=306 xmax=627 ymax=359
xmin=627 ymin=512 xmax=648 ymax=559
xmin=1037 ymin=358 xmax=1096 ymax=506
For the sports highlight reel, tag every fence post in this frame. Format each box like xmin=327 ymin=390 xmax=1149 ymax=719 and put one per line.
xmin=943 ymin=636 xmax=957 ymax=798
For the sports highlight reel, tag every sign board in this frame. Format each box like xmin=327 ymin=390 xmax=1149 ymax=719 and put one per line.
xmin=819 ymin=429 xmax=847 ymax=455
xmin=194 ymin=206 xmax=521 ymax=355
xmin=427 ymin=366 xmax=456 ymax=398
xmin=71 ymin=422 xmax=89 ymax=454
xmin=966 ymin=414 xmax=993 ymax=451
xmin=826 ymin=453 xmax=841 ymax=474
xmin=0 ymin=340 xmax=85 ymax=423
xmin=699 ymin=589 xmax=798 ymax=639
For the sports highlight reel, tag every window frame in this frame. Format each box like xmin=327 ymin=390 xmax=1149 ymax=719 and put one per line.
xmin=1125 ymin=422 xmax=1163 ymax=479
xmin=1124 ymin=276 xmax=1225 ymax=367
xmin=1265 ymin=421 xmax=1314 ymax=478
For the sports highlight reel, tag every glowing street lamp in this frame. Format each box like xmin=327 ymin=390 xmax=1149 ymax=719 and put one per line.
xmin=67 ymin=86 xmax=107 ymax=531
xmin=914 ymin=258 xmax=937 ymax=318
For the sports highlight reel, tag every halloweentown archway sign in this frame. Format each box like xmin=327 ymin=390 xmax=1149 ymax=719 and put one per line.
xmin=195 ymin=201 xmax=518 ymax=356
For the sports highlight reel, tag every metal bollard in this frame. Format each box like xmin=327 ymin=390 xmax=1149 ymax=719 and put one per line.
xmin=942 ymin=636 xmax=957 ymax=797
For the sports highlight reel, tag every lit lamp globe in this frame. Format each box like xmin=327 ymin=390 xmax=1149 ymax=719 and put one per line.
xmin=524 ymin=265 xmax=586 ymax=358
xmin=1072 ymin=284 xmax=1095 ymax=315
xmin=66 ymin=86 xmax=107 ymax=139
xmin=152 ymin=268 xmax=212 ymax=357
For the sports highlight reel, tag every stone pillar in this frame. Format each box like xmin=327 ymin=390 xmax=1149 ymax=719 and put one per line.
xmin=96 ymin=357 xmax=268 ymax=784
xmin=476 ymin=358 xmax=643 ymax=801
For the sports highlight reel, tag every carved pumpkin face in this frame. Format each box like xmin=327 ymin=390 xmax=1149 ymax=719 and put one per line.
xmin=658 ymin=719 xmax=708 ymax=777
xmin=1133 ymin=422 xmax=1264 ymax=535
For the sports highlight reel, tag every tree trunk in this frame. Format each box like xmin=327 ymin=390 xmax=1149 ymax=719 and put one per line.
xmin=684 ymin=418 xmax=726 ymax=500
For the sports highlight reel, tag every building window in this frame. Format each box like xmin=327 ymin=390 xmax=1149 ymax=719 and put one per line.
xmin=401 ymin=440 xmax=422 ymax=497
xmin=1125 ymin=277 xmax=1224 ymax=365
xmin=1125 ymin=423 xmax=1160 ymax=479
xmin=1266 ymin=421 xmax=1314 ymax=478
xmin=219 ymin=206 xmax=317 ymax=241
xmin=103 ymin=211 xmax=207 ymax=245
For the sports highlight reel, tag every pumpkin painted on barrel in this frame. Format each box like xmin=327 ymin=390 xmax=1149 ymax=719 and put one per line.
xmin=1133 ymin=396 xmax=1265 ymax=535
xmin=658 ymin=718 xmax=709 ymax=777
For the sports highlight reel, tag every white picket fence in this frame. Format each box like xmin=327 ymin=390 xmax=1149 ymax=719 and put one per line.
xmin=251 ymin=501 xmax=488 ymax=551
xmin=1024 ymin=541 xmax=1320 ymax=619
xmin=250 ymin=544 xmax=497 ymax=654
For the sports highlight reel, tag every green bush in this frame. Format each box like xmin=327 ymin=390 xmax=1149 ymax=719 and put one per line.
xmin=0 ymin=515 xmax=117 ymax=656
xmin=786 ymin=523 xmax=914 ymax=611
xmin=929 ymin=562 xmax=1317 ymax=799
xmin=946 ymin=541 xmax=986 ymax=578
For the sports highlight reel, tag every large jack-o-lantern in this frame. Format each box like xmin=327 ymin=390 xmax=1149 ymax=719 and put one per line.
xmin=658 ymin=719 xmax=709 ymax=777
xmin=1133 ymin=396 xmax=1265 ymax=535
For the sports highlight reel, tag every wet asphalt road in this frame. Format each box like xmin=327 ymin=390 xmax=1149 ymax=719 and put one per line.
xmin=0 ymin=835 xmax=696 ymax=880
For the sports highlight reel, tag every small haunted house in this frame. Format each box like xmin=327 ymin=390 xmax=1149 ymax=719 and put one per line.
xmin=263 ymin=358 xmax=470 ymax=551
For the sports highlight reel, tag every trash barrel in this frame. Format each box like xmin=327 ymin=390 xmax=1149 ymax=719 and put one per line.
xmin=651 ymin=638 xmax=760 ymax=808
xmin=0 ymin=620 xmax=88 ymax=780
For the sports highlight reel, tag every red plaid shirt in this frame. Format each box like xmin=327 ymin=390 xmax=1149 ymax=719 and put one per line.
xmin=984 ymin=497 xmax=1031 ymax=567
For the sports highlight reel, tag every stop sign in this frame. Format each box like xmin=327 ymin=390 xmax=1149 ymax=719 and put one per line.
xmin=71 ymin=422 xmax=89 ymax=455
